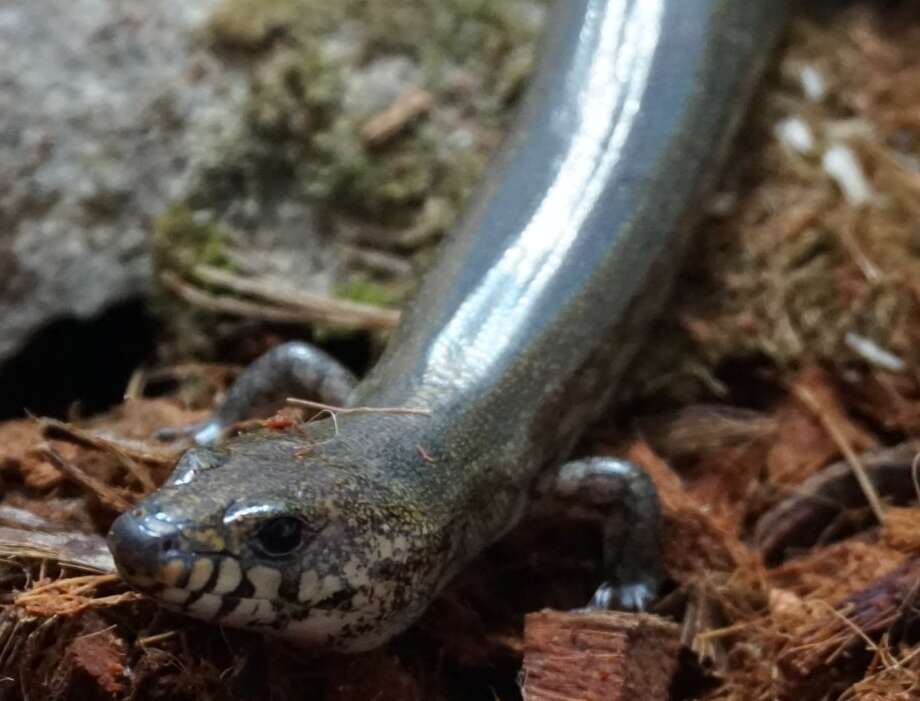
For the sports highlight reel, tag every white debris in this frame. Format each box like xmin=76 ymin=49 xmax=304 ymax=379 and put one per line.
xmin=706 ymin=191 xmax=737 ymax=217
xmin=825 ymin=118 xmax=876 ymax=142
xmin=774 ymin=116 xmax=816 ymax=155
xmin=800 ymin=64 xmax=826 ymax=102
xmin=844 ymin=332 xmax=906 ymax=372
xmin=822 ymin=143 xmax=875 ymax=205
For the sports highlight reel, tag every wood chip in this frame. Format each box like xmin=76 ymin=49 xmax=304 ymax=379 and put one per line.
xmin=780 ymin=555 xmax=920 ymax=679
xmin=361 ymin=87 xmax=434 ymax=146
xmin=61 ymin=626 xmax=127 ymax=697
xmin=522 ymin=609 xmax=680 ymax=701
xmin=755 ymin=443 xmax=919 ymax=560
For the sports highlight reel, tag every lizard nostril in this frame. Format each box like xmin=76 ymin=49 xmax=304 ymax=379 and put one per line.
xmin=108 ymin=512 xmax=180 ymax=580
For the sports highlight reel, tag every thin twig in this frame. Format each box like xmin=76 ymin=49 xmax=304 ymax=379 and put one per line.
xmin=911 ymin=451 xmax=920 ymax=503
xmin=361 ymin=87 xmax=434 ymax=146
xmin=125 ymin=362 xmax=239 ymax=400
xmin=124 ymin=368 xmax=146 ymax=401
xmin=163 ymin=271 xmax=347 ymax=325
xmin=137 ymin=630 xmax=180 ymax=646
xmin=19 ymin=574 xmax=121 ymax=598
xmin=837 ymin=209 xmax=882 ymax=283
xmin=820 ymin=600 xmax=881 ymax=661
xmin=37 ymin=445 xmax=131 ymax=513
xmin=40 ymin=417 xmax=157 ymax=492
xmin=133 ymin=362 xmax=239 ymax=386
xmin=791 ymin=383 xmax=886 ymax=525
xmin=286 ymin=397 xmax=431 ymax=418
xmin=72 ymin=624 xmax=118 ymax=642
xmin=191 ymin=265 xmax=400 ymax=330
xmin=344 ymin=245 xmax=413 ymax=277
xmin=315 ymin=409 xmax=338 ymax=436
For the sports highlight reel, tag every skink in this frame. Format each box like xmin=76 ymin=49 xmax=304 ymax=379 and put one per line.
xmin=109 ymin=0 xmax=786 ymax=651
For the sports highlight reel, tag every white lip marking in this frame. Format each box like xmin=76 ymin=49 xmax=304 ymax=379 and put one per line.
xmin=246 ymin=565 xmax=281 ymax=599
xmin=160 ymin=587 xmax=191 ymax=605
xmin=222 ymin=598 xmax=276 ymax=626
xmin=281 ymin=609 xmax=364 ymax=647
xmin=298 ymin=571 xmax=345 ymax=604
xmin=298 ymin=571 xmax=319 ymax=602
xmin=188 ymin=592 xmax=222 ymax=618
xmin=186 ymin=559 xmax=214 ymax=592
xmin=161 ymin=558 xmax=186 ymax=587
xmin=213 ymin=558 xmax=242 ymax=594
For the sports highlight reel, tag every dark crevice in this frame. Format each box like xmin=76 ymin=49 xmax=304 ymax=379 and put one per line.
xmin=0 ymin=299 xmax=156 ymax=421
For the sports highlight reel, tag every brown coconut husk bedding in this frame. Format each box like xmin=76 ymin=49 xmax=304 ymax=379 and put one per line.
xmin=2 ymin=2 xmax=920 ymax=699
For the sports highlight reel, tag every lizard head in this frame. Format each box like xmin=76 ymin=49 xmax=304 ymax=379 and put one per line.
xmin=107 ymin=428 xmax=441 ymax=651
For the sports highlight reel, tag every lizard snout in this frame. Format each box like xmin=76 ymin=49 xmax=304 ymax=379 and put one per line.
xmin=108 ymin=509 xmax=183 ymax=587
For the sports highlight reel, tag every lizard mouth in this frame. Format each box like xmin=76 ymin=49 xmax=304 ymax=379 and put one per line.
xmin=126 ymin=554 xmax=298 ymax=632
xmin=152 ymin=586 xmax=286 ymax=629
xmin=108 ymin=512 xmax=307 ymax=633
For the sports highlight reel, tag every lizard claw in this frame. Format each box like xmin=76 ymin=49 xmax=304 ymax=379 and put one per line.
xmin=589 ymin=579 xmax=657 ymax=612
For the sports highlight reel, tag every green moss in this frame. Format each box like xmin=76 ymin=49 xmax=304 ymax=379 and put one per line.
xmin=206 ymin=0 xmax=548 ymax=238
xmin=151 ymin=204 xmax=234 ymax=276
xmin=155 ymin=0 xmax=547 ymax=358
xmin=335 ymin=275 xmax=407 ymax=308
xmin=207 ymin=0 xmax=316 ymax=51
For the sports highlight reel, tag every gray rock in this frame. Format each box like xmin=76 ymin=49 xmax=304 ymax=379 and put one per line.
xmin=0 ymin=0 xmax=246 ymax=361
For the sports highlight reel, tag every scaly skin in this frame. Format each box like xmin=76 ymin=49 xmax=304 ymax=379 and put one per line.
xmin=109 ymin=0 xmax=787 ymax=651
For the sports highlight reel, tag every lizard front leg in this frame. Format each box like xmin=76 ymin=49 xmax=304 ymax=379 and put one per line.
xmin=546 ymin=456 xmax=665 ymax=611
xmin=163 ymin=341 xmax=357 ymax=446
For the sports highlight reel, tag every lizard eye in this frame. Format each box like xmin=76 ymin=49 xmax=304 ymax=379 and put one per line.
xmin=254 ymin=517 xmax=305 ymax=557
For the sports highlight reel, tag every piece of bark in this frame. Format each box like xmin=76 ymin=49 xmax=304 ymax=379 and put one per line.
xmin=780 ymin=554 xmax=920 ymax=680
xmin=754 ymin=442 xmax=918 ymax=561
xmin=522 ymin=609 xmax=680 ymax=701
xmin=0 ymin=525 xmax=115 ymax=572
xmin=51 ymin=625 xmax=127 ymax=699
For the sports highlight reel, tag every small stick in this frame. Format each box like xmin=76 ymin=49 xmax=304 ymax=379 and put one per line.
xmin=18 ymin=574 xmax=121 ymax=598
xmin=162 ymin=272 xmax=370 ymax=327
xmin=72 ymin=625 xmax=119 ymax=644
xmin=123 ymin=368 xmax=146 ymax=401
xmin=361 ymin=87 xmax=434 ymax=146
xmin=40 ymin=417 xmax=157 ymax=492
xmin=912 ymin=452 xmax=920 ymax=502
xmin=837 ymin=208 xmax=882 ymax=283
xmin=37 ymin=445 xmax=131 ymax=513
xmin=791 ymin=383 xmax=886 ymax=525
xmin=137 ymin=630 xmax=179 ymax=647
xmin=125 ymin=362 xmax=239 ymax=400
xmin=286 ymin=398 xmax=431 ymax=418
xmin=344 ymin=245 xmax=413 ymax=277
xmin=192 ymin=265 xmax=401 ymax=330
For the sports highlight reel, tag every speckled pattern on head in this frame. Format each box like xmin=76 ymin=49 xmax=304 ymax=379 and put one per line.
xmin=112 ymin=425 xmax=460 ymax=650
xmin=109 ymin=0 xmax=786 ymax=651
